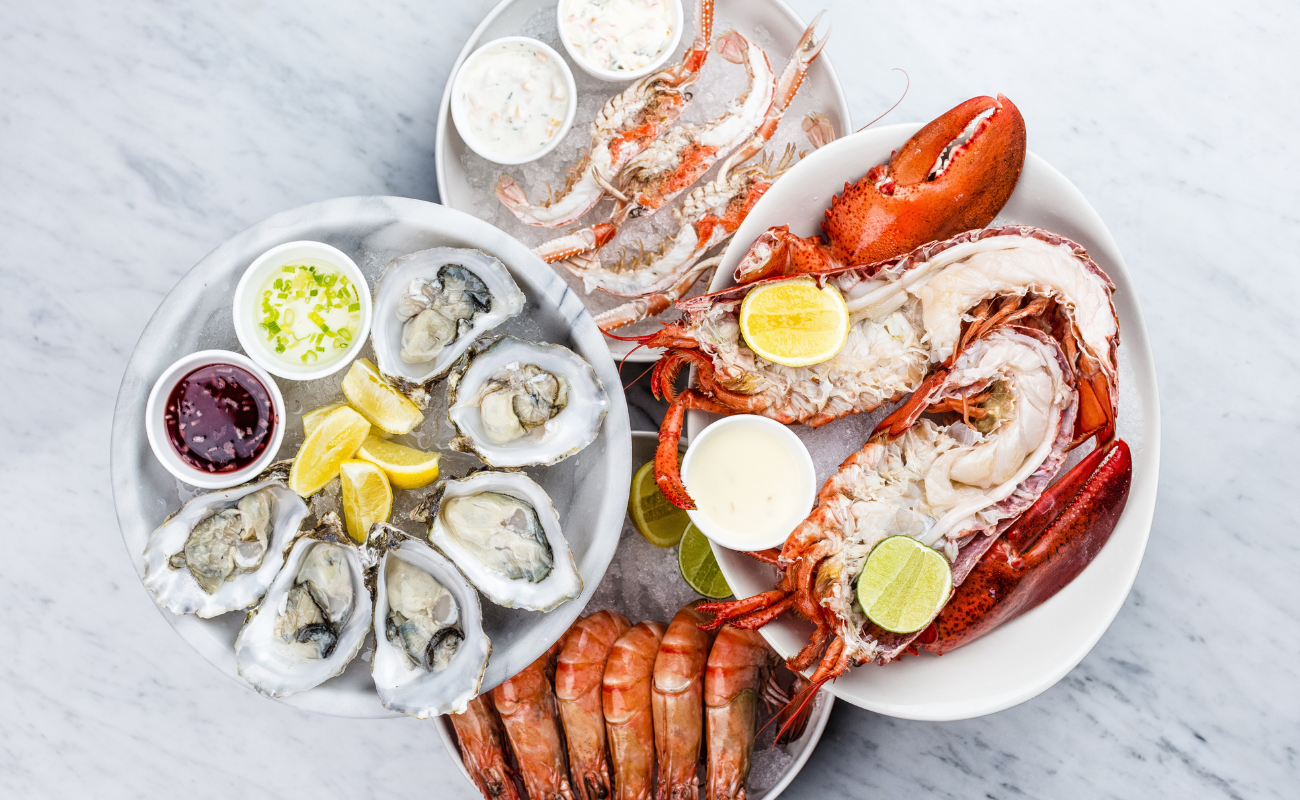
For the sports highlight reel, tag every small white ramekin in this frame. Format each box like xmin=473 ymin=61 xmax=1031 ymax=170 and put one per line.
xmin=145 ymin=349 xmax=287 ymax=489
xmin=557 ymin=0 xmax=685 ymax=82
xmin=232 ymin=240 xmax=372 ymax=381
xmin=681 ymin=414 xmax=817 ymax=552
xmin=450 ymin=37 xmax=578 ymax=166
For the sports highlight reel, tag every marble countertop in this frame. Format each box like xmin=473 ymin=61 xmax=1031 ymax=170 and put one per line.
xmin=3 ymin=0 xmax=1296 ymax=797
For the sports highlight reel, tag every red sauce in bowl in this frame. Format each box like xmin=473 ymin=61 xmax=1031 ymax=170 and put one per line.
xmin=163 ymin=363 xmax=276 ymax=473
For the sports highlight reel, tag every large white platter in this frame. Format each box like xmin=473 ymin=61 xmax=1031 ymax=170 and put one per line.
xmin=435 ymin=0 xmax=852 ymax=362
xmin=435 ymin=432 xmax=834 ymax=800
xmin=111 ymin=196 xmax=631 ymax=718
xmin=687 ymin=122 xmax=1162 ymax=720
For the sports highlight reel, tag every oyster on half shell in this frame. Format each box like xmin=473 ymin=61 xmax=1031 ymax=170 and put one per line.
xmin=371 ymin=248 xmax=525 ymax=403
xmin=234 ymin=513 xmax=373 ymax=698
xmin=142 ymin=463 xmax=308 ymax=618
xmin=447 ymin=336 xmax=609 ymax=468
xmin=412 ymin=471 xmax=582 ymax=612
xmin=369 ymin=524 xmax=490 ymax=717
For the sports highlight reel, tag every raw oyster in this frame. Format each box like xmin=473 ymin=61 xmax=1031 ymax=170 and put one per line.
xmin=371 ymin=248 xmax=525 ymax=399
xmin=234 ymin=514 xmax=372 ymax=698
xmin=412 ymin=471 xmax=582 ymax=612
xmin=142 ymin=464 xmax=308 ymax=618
xmin=370 ymin=525 xmax=490 ymax=717
xmin=447 ymin=336 xmax=609 ymax=468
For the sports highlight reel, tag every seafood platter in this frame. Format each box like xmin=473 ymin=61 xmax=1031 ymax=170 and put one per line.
xmin=435 ymin=0 xmax=852 ymax=362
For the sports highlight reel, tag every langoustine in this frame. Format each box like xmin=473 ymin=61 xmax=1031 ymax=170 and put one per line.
xmin=494 ymin=0 xmax=716 ymax=228
xmin=556 ymin=611 xmax=632 ymax=800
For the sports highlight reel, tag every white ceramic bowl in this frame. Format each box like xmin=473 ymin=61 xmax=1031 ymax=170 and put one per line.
xmin=690 ymin=122 xmax=1162 ymax=720
xmin=450 ymin=36 xmax=578 ymax=165
xmin=556 ymin=0 xmax=684 ymax=82
xmin=144 ymin=349 xmax=286 ymax=489
xmin=681 ymin=414 xmax=816 ymax=551
xmin=232 ymin=240 xmax=372 ymax=381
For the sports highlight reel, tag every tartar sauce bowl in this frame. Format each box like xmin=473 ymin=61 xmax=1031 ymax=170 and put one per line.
xmin=145 ymin=350 xmax=286 ymax=490
xmin=557 ymin=0 xmax=684 ymax=82
xmin=450 ymin=37 xmax=577 ymax=166
xmin=681 ymin=414 xmax=817 ymax=552
xmin=232 ymin=240 xmax=372 ymax=381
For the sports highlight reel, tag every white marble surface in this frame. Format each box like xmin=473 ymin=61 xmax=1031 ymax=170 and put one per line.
xmin=2 ymin=0 xmax=1296 ymax=798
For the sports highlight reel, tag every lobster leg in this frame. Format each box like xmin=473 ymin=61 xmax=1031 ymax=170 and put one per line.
xmin=654 ymin=389 xmax=737 ymax=509
xmin=697 ymin=589 xmax=791 ymax=631
xmin=922 ymin=438 xmax=1133 ymax=654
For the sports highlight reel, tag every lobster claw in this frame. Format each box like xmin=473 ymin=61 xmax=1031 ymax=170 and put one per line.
xmin=732 ymin=94 xmax=1027 ymax=284
xmin=922 ymin=437 xmax=1133 ymax=654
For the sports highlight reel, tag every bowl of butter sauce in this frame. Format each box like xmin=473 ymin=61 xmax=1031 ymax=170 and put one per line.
xmin=558 ymin=0 xmax=683 ymax=81
xmin=450 ymin=36 xmax=577 ymax=165
xmin=680 ymin=415 xmax=817 ymax=551
xmin=145 ymin=349 xmax=286 ymax=489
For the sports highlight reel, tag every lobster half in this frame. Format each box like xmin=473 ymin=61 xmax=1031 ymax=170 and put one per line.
xmin=620 ymin=225 xmax=1130 ymax=722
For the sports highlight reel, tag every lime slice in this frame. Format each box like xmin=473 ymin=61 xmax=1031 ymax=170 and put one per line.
xmin=856 ymin=536 xmax=953 ymax=634
xmin=739 ymin=277 xmax=849 ymax=367
xmin=629 ymin=460 xmax=690 ymax=548
xmin=678 ymin=523 xmax=732 ymax=599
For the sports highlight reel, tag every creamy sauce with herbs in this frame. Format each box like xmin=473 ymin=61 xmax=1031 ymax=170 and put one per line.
xmin=458 ymin=41 xmax=570 ymax=159
xmin=256 ymin=261 xmax=361 ymax=367
xmin=562 ymin=0 xmax=675 ymax=72
xmin=684 ymin=424 xmax=812 ymax=546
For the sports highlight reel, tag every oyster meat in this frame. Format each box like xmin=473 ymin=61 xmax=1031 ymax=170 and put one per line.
xmin=414 ymin=471 xmax=582 ymax=612
xmin=371 ymin=248 xmax=525 ymax=394
xmin=448 ymin=336 xmax=609 ymax=468
xmin=234 ymin=514 xmax=372 ymax=698
xmin=371 ymin=526 xmax=490 ymax=717
xmin=142 ymin=466 xmax=308 ymax=618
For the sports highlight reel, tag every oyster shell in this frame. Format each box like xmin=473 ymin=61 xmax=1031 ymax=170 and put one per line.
xmin=233 ymin=513 xmax=373 ymax=698
xmin=447 ymin=336 xmax=609 ymax=468
xmin=413 ymin=471 xmax=582 ymax=612
xmin=371 ymin=248 xmax=525 ymax=400
xmin=142 ymin=464 xmax=308 ymax=618
xmin=370 ymin=524 xmax=490 ymax=717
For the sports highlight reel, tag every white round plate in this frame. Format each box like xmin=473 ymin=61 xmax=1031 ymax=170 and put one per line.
xmin=435 ymin=0 xmax=852 ymax=363
xmin=687 ymin=122 xmax=1162 ymax=720
xmin=435 ymin=431 xmax=834 ymax=800
xmin=111 ymin=196 xmax=631 ymax=718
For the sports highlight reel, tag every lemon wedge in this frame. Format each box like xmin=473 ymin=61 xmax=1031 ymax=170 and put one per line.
xmin=355 ymin=435 xmax=441 ymax=490
xmin=855 ymin=536 xmax=953 ymax=634
xmin=341 ymin=358 xmax=424 ymax=435
xmin=339 ymin=459 xmax=393 ymax=544
xmin=739 ymin=277 xmax=849 ymax=367
xmin=302 ymin=401 xmax=388 ymax=439
xmin=288 ymin=404 xmax=371 ymax=497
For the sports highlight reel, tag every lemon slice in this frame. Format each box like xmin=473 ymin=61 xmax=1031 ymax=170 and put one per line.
xmin=288 ymin=405 xmax=371 ymax=497
xmin=339 ymin=459 xmax=393 ymax=544
xmin=739 ymin=277 xmax=849 ymax=367
xmin=341 ymin=358 xmax=424 ymax=435
xmin=855 ymin=536 xmax=953 ymax=634
xmin=629 ymin=459 xmax=690 ymax=548
xmin=678 ymin=523 xmax=732 ymax=599
xmin=355 ymin=435 xmax=441 ymax=490
xmin=302 ymin=401 xmax=388 ymax=439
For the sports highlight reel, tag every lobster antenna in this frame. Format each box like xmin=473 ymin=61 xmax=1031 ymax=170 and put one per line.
xmin=857 ymin=68 xmax=909 ymax=132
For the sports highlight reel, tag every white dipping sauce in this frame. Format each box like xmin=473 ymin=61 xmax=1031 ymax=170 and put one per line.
xmin=458 ymin=41 xmax=570 ymax=159
xmin=562 ymin=0 xmax=675 ymax=72
xmin=684 ymin=423 xmax=812 ymax=547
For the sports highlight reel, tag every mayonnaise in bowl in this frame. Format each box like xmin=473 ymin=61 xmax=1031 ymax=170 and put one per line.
xmin=451 ymin=37 xmax=576 ymax=165
xmin=558 ymin=0 xmax=684 ymax=81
